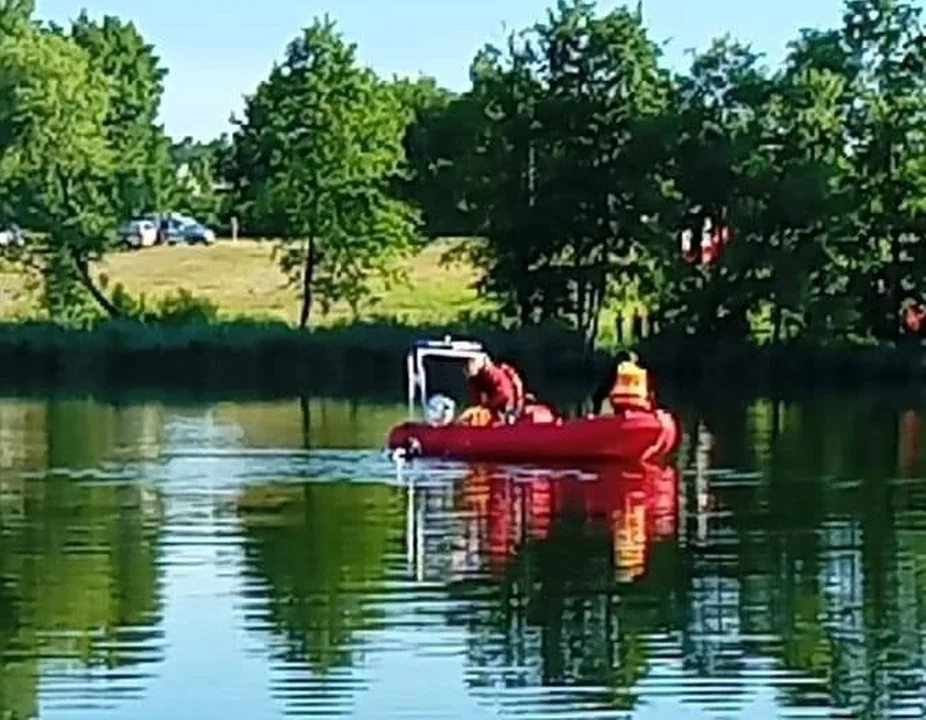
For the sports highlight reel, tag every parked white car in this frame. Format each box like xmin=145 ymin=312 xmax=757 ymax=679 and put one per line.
xmin=0 ymin=225 xmax=23 ymax=247
xmin=118 ymin=219 xmax=158 ymax=248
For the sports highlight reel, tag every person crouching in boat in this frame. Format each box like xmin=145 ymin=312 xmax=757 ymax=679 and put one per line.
xmin=458 ymin=352 xmax=524 ymax=426
xmin=592 ymin=350 xmax=655 ymax=415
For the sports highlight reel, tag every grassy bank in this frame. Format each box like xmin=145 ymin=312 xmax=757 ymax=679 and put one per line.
xmin=2 ymin=238 xmax=926 ymax=397
xmin=0 ymin=238 xmax=493 ymax=325
xmin=0 ymin=237 xmax=644 ymax=342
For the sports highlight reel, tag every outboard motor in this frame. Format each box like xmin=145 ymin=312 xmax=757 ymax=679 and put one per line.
xmin=425 ymin=394 xmax=456 ymax=426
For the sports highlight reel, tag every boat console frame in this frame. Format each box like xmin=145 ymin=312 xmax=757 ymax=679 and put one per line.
xmin=405 ymin=336 xmax=485 ymax=419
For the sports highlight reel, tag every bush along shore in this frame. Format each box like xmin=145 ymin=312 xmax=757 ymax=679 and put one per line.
xmin=0 ymin=319 xmax=925 ymax=401
xmin=0 ymin=320 xmax=596 ymax=398
xmin=637 ymin=333 xmax=926 ymax=395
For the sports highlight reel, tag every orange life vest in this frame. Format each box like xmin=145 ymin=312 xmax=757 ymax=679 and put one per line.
xmin=608 ymin=361 xmax=652 ymax=412
xmin=457 ymin=406 xmax=494 ymax=427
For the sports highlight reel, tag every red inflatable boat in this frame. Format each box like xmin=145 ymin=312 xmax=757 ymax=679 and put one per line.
xmin=388 ymin=408 xmax=679 ymax=462
xmin=386 ymin=337 xmax=680 ymax=463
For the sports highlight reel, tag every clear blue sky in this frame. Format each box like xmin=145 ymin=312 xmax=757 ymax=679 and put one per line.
xmin=32 ymin=0 xmax=875 ymax=141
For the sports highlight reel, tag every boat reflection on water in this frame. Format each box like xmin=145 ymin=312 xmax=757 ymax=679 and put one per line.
xmin=454 ymin=461 xmax=678 ymax=582
xmin=400 ymin=459 xmax=678 ymax=585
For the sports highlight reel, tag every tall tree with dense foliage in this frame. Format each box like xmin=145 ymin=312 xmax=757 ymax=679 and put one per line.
xmin=389 ymin=76 xmax=477 ymax=237
xmin=0 ymin=17 xmax=119 ymax=321
xmin=536 ymin=0 xmax=675 ymax=342
xmin=0 ymin=0 xmax=32 ymax=31
xmin=458 ymin=0 xmax=675 ymax=343
xmin=461 ymin=37 xmax=548 ymax=326
xmin=662 ymin=38 xmax=772 ymax=338
xmin=231 ymin=17 xmax=421 ymax=327
xmin=752 ymin=42 xmax=854 ymax=342
xmin=0 ymin=8 xmax=178 ymax=324
xmin=69 ymin=11 xmax=174 ymax=218
xmin=839 ymin=0 xmax=926 ymax=341
xmin=666 ymin=36 xmax=856 ymax=344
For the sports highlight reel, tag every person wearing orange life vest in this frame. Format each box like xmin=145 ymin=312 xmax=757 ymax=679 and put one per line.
xmin=591 ymin=350 xmax=655 ymax=415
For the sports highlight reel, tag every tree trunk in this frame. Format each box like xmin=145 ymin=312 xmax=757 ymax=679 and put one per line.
xmin=771 ymin=300 xmax=783 ymax=345
xmin=890 ymin=231 xmax=901 ymax=342
xmin=584 ymin=270 xmax=606 ymax=351
xmin=299 ymin=234 xmax=315 ymax=329
xmin=70 ymin=247 xmax=121 ymax=317
xmin=575 ymin=258 xmax=586 ymax=335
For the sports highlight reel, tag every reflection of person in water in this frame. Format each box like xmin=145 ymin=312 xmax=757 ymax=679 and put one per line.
xmin=613 ymin=486 xmax=648 ymax=581
xmin=694 ymin=420 xmax=714 ymax=544
xmin=899 ymin=409 xmax=920 ymax=475
xmin=456 ymin=465 xmax=552 ymax=577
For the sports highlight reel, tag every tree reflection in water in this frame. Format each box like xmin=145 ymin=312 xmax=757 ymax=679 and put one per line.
xmin=235 ymin=481 xmax=404 ymax=714
xmin=0 ymin=397 xmax=166 ymax=718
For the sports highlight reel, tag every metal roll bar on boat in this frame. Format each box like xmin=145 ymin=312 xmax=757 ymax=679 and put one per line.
xmin=405 ymin=336 xmax=485 ymax=418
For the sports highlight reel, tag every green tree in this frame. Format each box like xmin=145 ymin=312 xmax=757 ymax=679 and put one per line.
xmin=0 ymin=0 xmax=32 ymax=32
xmin=390 ymin=76 xmax=484 ymax=237
xmin=462 ymin=36 xmax=549 ymax=325
xmin=750 ymin=52 xmax=854 ymax=342
xmin=231 ymin=17 xmax=421 ymax=327
xmin=662 ymin=38 xmax=771 ymax=338
xmin=0 ymin=20 xmax=120 ymax=321
xmin=69 ymin=11 xmax=174 ymax=218
xmin=531 ymin=0 xmax=675 ymax=342
xmin=839 ymin=0 xmax=926 ymax=341
xmin=460 ymin=0 xmax=675 ymax=342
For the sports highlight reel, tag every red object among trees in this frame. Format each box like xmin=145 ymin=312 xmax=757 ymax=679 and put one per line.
xmin=681 ymin=218 xmax=731 ymax=265
xmin=903 ymin=302 xmax=925 ymax=333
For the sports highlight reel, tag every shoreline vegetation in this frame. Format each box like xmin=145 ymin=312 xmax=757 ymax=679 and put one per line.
xmin=0 ymin=238 xmax=925 ymax=397
xmin=0 ymin=310 xmax=924 ymax=399
xmin=4 ymin=1 xmax=926 ymax=398
xmin=0 ymin=238 xmax=923 ymax=397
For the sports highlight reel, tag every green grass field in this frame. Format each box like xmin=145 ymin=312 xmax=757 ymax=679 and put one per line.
xmin=0 ymin=237 xmax=493 ymax=325
xmin=0 ymin=236 xmax=644 ymax=345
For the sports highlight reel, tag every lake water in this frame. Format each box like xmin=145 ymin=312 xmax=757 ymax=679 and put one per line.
xmin=0 ymin=391 xmax=925 ymax=719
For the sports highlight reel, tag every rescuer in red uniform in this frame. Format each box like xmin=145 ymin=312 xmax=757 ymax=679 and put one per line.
xmin=463 ymin=352 xmax=524 ymax=423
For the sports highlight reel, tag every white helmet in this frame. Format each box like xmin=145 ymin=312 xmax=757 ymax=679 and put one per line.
xmin=425 ymin=394 xmax=456 ymax=426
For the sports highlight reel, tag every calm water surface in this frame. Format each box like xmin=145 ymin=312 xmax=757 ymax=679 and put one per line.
xmin=0 ymin=393 xmax=924 ymax=719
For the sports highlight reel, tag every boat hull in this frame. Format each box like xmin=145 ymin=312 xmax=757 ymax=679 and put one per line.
xmin=387 ymin=409 xmax=679 ymax=463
